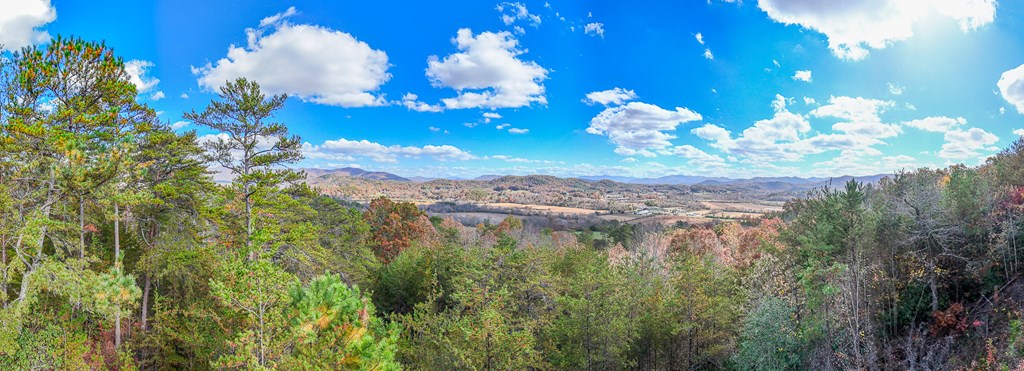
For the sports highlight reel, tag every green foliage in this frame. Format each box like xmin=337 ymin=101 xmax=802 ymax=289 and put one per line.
xmin=734 ymin=297 xmax=803 ymax=370
xmin=210 ymin=257 xmax=298 ymax=368
xmin=282 ymin=273 xmax=400 ymax=370
xmin=546 ymin=248 xmax=636 ymax=369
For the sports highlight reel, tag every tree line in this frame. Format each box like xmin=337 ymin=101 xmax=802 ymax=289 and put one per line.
xmin=3 ymin=36 xmax=1024 ymax=370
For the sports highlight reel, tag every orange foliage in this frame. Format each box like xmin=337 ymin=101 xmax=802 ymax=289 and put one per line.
xmin=669 ymin=218 xmax=782 ymax=268
xmin=364 ymin=197 xmax=433 ymax=263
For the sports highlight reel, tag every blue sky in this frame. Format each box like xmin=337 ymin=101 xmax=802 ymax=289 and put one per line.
xmin=5 ymin=0 xmax=1024 ymax=178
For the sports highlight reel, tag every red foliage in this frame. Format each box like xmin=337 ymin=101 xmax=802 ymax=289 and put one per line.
xmin=930 ymin=302 xmax=968 ymax=337
xmin=364 ymin=197 xmax=431 ymax=263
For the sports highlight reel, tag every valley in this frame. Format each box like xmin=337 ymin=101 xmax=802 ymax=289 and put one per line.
xmin=303 ymin=168 xmax=883 ymax=227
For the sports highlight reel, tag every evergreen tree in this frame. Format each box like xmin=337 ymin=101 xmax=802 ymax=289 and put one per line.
xmin=183 ymin=77 xmax=302 ymax=253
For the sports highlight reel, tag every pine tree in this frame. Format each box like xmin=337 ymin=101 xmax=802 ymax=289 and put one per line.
xmin=183 ymin=77 xmax=302 ymax=253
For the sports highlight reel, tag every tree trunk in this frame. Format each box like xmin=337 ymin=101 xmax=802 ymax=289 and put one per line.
xmin=79 ymin=197 xmax=85 ymax=259
xmin=114 ymin=201 xmax=120 ymax=264
xmin=244 ymin=180 xmax=252 ymax=249
xmin=115 ymin=310 xmax=122 ymax=349
xmin=141 ymin=274 xmax=151 ymax=330
xmin=258 ymin=307 xmax=266 ymax=367
xmin=930 ymin=274 xmax=939 ymax=313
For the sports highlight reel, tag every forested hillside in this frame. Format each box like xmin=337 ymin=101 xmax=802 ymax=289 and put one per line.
xmin=4 ymin=37 xmax=1024 ymax=370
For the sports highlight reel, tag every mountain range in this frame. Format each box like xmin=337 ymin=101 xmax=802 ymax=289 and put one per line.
xmin=303 ymin=167 xmax=891 ymax=186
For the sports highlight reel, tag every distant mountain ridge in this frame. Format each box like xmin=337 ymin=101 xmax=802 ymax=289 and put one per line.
xmin=303 ymin=167 xmax=891 ymax=186
xmin=303 ymin=167 xmax=410 ymax=181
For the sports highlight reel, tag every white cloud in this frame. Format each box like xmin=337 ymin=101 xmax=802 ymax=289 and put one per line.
xmin=303 ymin=138 xmax=476 ymax=163
xmin=180 ymin=92 xmax=189 ymax=99
xmin=903 ymin=116 xmax=966 ymax=132
xmin=1013 ymin=128 xmax=1024 ymax=137
xmin=428 ymin=126 xmax=441 ymax=132
xmin=150 ymin=91 xmax=165 ymax=101
xmin=508 ymin=128 xmax=529 ymax=134
xmin=427 ymin=28 xmax=548 ymax=109
xmin=583 ymin=87 xmax=638 ymax=106
xmin=497 ymin=2 xmax=541 ymax=28
xmin=812 ymin=96 xmax=901 ymax=139
xmin=757 ymin=0 xmax=995 ymax=60
xmin=803 ymin=97 xmax=816 ymax=105
xmin=940 ymin=127 xmax=999 ymax=160
xmin=194 ymin=12 xmax=391 ymax=107
xmin=888 ymin=82 xmax=904 ymax=95
xmin=586 ymin=101 xmax=702 ymax=156
xmin=703 ymin=48 xmax=714 ymax=60
xmin=259 ymin=6 xmax=297 ymax=27
xmin=998 ymin=64 xmax=1024 ymax=114
xmin=125 ymin=60 xmax=160 ymax=94
xmin=671 ymin=145 xmax=727 ymax=168
xmin=694 ymin=32 xmax=705 ymax=45
xmin=812 ymin=151 xmax=924 ymax=177
xmin=792 ymin=70 xmax=812 ymax=82
xmin=693 ymin=94 xmax=904 ymax=166
xmin=0 ymin=0 xmax=56 ymax=51
xmin=482 ymin=112 xmax=502 ymax=123
xmin=585 ymin=22 xmax=605 ymax=38
xmin=170 ymin=121 xmax=190 ymax=130
xmin=699 ymin=95 xmax=815 ymax=161
xmin=496 ymin=123 xmax=511 ymax=130
xmin=400 ymin=93 xmax=443 ymax=112
xmin=811 ymin=96 xmax=894 ymax=124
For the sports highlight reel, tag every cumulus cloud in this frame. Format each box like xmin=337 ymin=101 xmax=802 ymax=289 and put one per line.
xmin=427 ymin=28 xmax=548 ymax=109
xmin=508 ymin=128 xmax=529 ymax=134
xmin=812 ymin=96 xmax=901 ymax=139
xmin=1014 ymin=128 xmax=1024 ymax=137
xmin=757 ymin=0 xmax=996 ymax=60
xmin=400 ymin=93 xmax=443 ymax=112
xmin=792 ymin=70 xmax=812 ymax=82
xmin=496 ymin=123 xmax=511 ymax=130
xmin=693 ymin=94 xmax=905 ymax=167
xmin=696 ymin=95 xmax=815 ymax=162
xmin=124 ymin=60 xmax=160 ymax=93
xmin=903 ymin=116 xmax=966 ymax=132
xmin=170 ymin=121 xmax=190 ymax=130
xmin=193 ymin=9 xmax=391 ymax=107
xmin=998 ymin=64 xmax=1024 ymax=114
xmin=671 ymin=145 xmax=728 ymax=168
xmin=584 ymin=23 xmax=605 ymax=38
xmin=940 ymin=128 xmax=999 ymax=160
xmin=482 ymin=112 xmax=502 ymax=123
xmin=813 ymin=151 xmax=924 ymax=177
xmin=583 ymin=88 xmax=638 ymax=106
xmin=703 ymin=49 xmax=714 ymax=60
xmin=0 ymin=0 xmax=56 ymax=51
xmin=586 ymin=102 xmax=702 ymax=157
xmin=694 ymin=32 xmax=705 ymax=45
xmin=497 ymin=2 xmax=541 ymax=28
xmin=303 ymin=138 xmax=476 ymax=163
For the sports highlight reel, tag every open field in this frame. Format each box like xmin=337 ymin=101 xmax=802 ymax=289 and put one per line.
xmin=698 ymin=201 xmax=784 ymax=213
